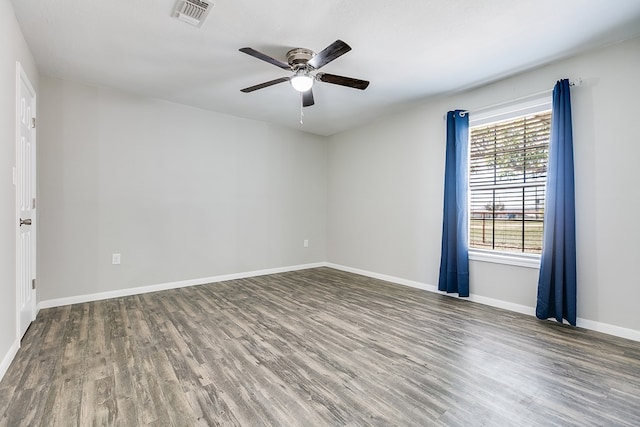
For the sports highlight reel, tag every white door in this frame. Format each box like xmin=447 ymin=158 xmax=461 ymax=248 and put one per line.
xmin=16 ymin=63 xmax=37 ymax=339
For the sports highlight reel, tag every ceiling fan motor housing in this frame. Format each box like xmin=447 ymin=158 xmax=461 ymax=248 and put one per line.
xmin=286 ymin=48 xmax=315 ymax=70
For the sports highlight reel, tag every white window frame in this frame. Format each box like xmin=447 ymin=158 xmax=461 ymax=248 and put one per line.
xmin=468 ymin=95 xmax=552 ymax=269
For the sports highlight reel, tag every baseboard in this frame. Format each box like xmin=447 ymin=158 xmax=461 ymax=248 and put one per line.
xmin=326 ymin=263 xmax=640 ymax=343
xmin=576 ymin=318 xmax=640 ymax=342
xmin=38 ymin=262 xmax=326 ymax=310
xmin=0 ymin=339 xmax=20 ymax=384
xmin=35 ymin=260 xmax=640 ymax=343
xmin=326 ymin=262 xmax=534 ymax=314
xmin=326 ymin=263 xmax=439 ymax=293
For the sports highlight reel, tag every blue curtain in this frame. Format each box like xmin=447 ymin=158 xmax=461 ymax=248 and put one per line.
xmin=536 ymin=79 xmax=577 ymax=325
xmin=438 ymin=110 xmax=469 ymax=297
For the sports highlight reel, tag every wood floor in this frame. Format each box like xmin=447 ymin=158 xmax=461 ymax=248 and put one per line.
xmin=1 ymin=267 xmax=639 ymax=426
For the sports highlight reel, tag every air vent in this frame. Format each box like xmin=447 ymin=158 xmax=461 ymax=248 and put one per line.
xmin=174 ymin=0 xmax=213 ymax=27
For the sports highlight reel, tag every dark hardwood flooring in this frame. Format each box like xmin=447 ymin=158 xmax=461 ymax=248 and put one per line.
xmin=1 ymin=267 xmax=639 ymax=426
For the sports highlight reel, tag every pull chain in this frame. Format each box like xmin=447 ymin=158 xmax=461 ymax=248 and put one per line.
xmin=300 ymin=93 xmax=304 ymax=125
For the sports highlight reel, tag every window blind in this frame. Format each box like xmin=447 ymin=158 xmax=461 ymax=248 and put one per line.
xmin=469 ymin=111 xmax=551 ymax=253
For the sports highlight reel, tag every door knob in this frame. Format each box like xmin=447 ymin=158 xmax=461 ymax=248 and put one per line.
xmin=19 ymin=218 xmax=32 ymax=226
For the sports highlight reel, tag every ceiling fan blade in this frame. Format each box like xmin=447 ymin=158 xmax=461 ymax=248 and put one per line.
xmin=307 ymin=40 xmax=351 ymax=70
xmin=239 ymin=47 xmax=291 ymax=70
xmin=240 ymin=77 xmax=290 ymax=93
xmin=317 ymin=73 xmax=370 ymax=90
xmin=302 ymin=89 xmax=315 ymax=107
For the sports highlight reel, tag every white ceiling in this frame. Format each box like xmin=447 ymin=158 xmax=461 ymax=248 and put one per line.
xmin=10 ymin=0 xmax=640 ymax=136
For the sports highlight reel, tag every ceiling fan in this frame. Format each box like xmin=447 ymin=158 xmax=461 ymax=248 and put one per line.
xmin=239 ymin=40 xmax=370 ymax=108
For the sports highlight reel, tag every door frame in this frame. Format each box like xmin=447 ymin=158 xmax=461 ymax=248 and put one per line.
xmin=15 ymin=61 xmax=37 ymax=340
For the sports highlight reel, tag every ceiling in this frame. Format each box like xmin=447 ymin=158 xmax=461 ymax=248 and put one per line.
xmin=10 ymin=0 xmax=640 ymax=136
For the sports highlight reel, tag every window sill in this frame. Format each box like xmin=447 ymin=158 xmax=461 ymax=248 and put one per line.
xmin=469 ymin=249 xmax=541 ymax=269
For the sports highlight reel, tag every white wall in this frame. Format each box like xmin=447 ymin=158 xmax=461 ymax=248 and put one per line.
xmin=0 ymin=0 xmax=38 ymax=375
xmin=328 ymin=36 xmax=640 ymax=333
xmin=38 ymin=77 xmax=327 ymax=301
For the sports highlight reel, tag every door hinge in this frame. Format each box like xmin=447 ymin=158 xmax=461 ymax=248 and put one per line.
xmin=32 ymin=198 xmax=36 ymax=209
xmin=31 ymin=278 xmax=36 ymax=290
xmin=31 ymin=117 xmax=36 ymax=129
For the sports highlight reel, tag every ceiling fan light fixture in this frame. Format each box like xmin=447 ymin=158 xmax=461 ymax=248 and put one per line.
xmin=290 ymin=73 xmax=314 ymax=92
xmin=239 ymin=40 xmax=369 ymax=108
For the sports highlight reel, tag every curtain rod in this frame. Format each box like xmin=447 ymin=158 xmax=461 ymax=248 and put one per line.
xmin=443 ymin=78 xmax=582 ymax=119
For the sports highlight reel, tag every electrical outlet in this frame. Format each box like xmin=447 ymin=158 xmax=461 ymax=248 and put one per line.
xmin=303 ymin=239 xmax=309 ymax=248
xmin=112 ymin=253 xmax=121 ymax=265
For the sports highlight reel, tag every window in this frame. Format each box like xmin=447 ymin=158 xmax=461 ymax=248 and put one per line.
xmin=468 ymin=99 xmax=551 ymax=261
